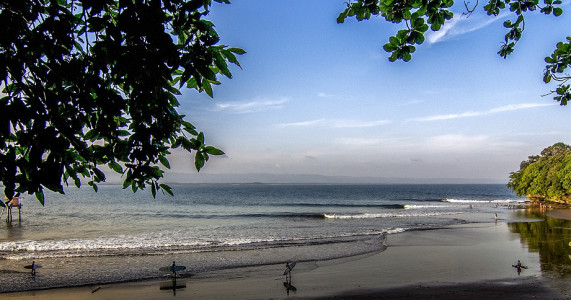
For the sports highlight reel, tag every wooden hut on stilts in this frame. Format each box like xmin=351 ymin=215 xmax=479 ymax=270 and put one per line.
xmin=2 ymin=196 xmax=22 ymax=223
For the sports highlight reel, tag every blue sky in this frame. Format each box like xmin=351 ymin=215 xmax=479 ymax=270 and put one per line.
xmin=169 ymin=1 xmax=571 ymax=183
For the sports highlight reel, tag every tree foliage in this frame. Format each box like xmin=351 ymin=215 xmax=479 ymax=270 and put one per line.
xmin=507 ymin=142 xmax=571 ymax=202
xmin=0 ymin=0 xmax=244 ymax=205
xmin=337 ymin=0 xmax=570 ymax=106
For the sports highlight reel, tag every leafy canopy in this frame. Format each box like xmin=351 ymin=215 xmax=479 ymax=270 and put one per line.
xmin=337 ymin=0 xmax=570 ymax=105
xmin=507 ymin=143 xmax=571 ymax=201
xmin=0 ymin=0 xmax=244 ymax=205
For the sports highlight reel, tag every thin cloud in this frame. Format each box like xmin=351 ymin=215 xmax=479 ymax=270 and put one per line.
xmin=332 ymin=120 xmax=391 ymax=128
xmin=278 ymin=119 xmax=325 ymax=128
xmin=426 ymin=12 xmax=506 ymax=44
xmin=317 ymin=92 xmax=334 ymax=98
xmin=488 ymin=103 xmax=553 ymax=113
xmin=278 ymin=119 xmax=390 ymax=128
xmin=414 ymin=111 xmax=481 ymax=122
xmin=409 ymin=102 xmax=554 ymax=122
xmin=215 ymin=98 xmax=287 ymax=113
xmin=335 ymin=137 xmax=387 ymax=147
xmin=317 ymin=92 xmax=351 ymax=101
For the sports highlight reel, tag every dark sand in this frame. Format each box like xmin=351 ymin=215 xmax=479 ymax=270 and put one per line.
xmin=3 ymin=213 xmax=571 ymax=299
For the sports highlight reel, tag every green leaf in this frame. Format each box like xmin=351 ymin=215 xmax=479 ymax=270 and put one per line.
xmin=228 ymin=47 xmax=246 ymax=55
xmin=544 ymin=72 xmax=552 ymax=83
xmin=431 ymin=22 xmax=442 ymax=31
xmin=93 ymin=168 xmax=106 ymax=182
xmin=195 ymin=152 xmax=205 ymax=171
xmin=403 ymin=52 xmax=412 ymax=62
xmin=159 ymin=155 xmax=171 ymax=169
xmin=108 ymin=161 xmax=123 ymax=173
xmin=35 ymin=191 xmax=45 ymax=206
xmin=160 ymin=184 xmax=174 ymax=196
xmin=337 ymin=11 xmax=348 ymax=23
xmin=554 ymin=7 xmax=563 ymax=16
xmin=202 ymin=80 xmax=213 ymax=97
xmin=186 ymin=78 xmax=198 ymax=89
xmin=204 ymin=146 xmax=225 ymax=155
xmin=383 ymin=43 xmax=397 ymax=52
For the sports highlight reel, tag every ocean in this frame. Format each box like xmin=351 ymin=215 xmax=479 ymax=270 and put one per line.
xmin=0 ymin=184 xmax=528 ymax=292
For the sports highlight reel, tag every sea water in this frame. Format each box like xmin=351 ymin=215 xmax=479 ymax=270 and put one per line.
xmin=0 ymin=184 xmax=526 ymax=292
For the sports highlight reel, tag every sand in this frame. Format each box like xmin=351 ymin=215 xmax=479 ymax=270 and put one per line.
xmin=2 ymin=214 xmax=570 ymax=299
xmin=547 ymin=208 xmax=571 ymax=220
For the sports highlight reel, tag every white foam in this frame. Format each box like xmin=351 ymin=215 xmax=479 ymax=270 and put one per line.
xmin=404 ymin=204 xmax=461 ymax=209
xmin=442 ymin=198 xmax=525 ymax=204
xmin=323 ymin=211 xmax=459 ymax=219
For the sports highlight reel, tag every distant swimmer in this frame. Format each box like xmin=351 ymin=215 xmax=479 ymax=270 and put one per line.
xmin=512 ymin=260 xmax=528 ymax=275
xmin=495 ymin=213 xmax=498 ymax=220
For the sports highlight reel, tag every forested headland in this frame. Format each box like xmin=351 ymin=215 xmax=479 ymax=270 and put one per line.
xmin=508 ymin=143 xmax=571 ymax=205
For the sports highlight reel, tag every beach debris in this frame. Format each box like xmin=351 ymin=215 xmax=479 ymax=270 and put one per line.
xmin=512 ymin=260 xmax=528 ymax=275
xmin=91 ymin=286 xmax=102 ymax=294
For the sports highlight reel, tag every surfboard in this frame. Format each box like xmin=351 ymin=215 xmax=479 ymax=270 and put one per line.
xmin=24 ymin=264 xmax=42 ymax=270
xmin=512 ymin=264 xmax=528 ymax=269
xmin=283 ymin=262 xmax=296 ymax=275
xmin=159 ymin=265 xmax=186 ymax=272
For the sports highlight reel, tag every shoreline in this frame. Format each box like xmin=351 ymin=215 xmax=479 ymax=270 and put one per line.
xmin=3 ymin=209 xmax=571 ymax=299
xmin=547 ymin=207 xmax=571 ymax=220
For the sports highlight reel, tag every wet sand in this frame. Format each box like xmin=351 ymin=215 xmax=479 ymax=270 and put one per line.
xmin=547 ymin=208 xmax=571 ymax=220
xmin=3 ymin=220 xmax=569 ymax=299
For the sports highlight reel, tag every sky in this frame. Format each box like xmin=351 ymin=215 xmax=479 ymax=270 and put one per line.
xmin=166 ymin=0 xmax=571 ymax=184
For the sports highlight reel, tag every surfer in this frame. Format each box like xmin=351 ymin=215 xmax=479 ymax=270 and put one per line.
xmin=31 ymin=261 xmax=36 ymax=276
xmin=24 ymin=260 xmax=42 ymax=276
xmin=172 ymin=261 xmax=177 ymax=276
xmin=283 ymin=262 xmax=297 ymax=295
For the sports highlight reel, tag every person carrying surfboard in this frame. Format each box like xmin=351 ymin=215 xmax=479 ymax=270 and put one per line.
xmin=24 ymin=260 xmax=41 ymax=276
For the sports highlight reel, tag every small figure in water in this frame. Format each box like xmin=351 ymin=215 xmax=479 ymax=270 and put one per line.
xmin=494 ymin=213 xmax=498 ymax=220
xmin=512 ymin=260 xmax=527 ymax=275
xmin=31 ymin=261 xmax=36 ymax=276
xmin=172 ymin=261 xmax=177 ymax=276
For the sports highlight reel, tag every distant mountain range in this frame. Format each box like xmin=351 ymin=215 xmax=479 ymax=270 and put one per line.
xmin=160 ymin=172 xmax=507 ymax=185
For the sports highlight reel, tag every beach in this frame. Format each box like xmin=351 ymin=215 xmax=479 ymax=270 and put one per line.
xmin=4 ymin=211 xmax=570 ymax=299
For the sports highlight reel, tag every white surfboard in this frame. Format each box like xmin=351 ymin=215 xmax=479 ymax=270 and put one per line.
xmin=283 ymin=262 xmax=296 ymax=275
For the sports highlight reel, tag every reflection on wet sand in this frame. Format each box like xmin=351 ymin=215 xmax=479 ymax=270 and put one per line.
xmin=159 ymin=277 xmax=186 ymax=296
xmin=508 ymin=208 xmax=571 ymax=278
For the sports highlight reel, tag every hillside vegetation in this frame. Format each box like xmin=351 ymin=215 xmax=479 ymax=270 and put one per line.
xmin=507 ymin=143 xmax=571 ymax=204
